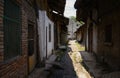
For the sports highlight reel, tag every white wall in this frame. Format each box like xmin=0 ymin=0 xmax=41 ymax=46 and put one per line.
xmin=37 ymin=10 xmax=45 ymax=61
xmin=45 ymin=14 xmax=54 ymax=58
xmin=37 ymin=10 xmax=54 ymax=61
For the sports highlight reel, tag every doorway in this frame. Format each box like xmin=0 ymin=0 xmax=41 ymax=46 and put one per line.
xmin=88 ymin=23 xmax=93 ymax=52
xmin=28 ymin=23 xmax=36 ymax=73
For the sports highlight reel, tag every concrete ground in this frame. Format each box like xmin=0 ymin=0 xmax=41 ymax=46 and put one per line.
xmin=29 ymin=40 xmax=92 ymax=78
xmin=29 ymin=40 xmax=120 ymax=78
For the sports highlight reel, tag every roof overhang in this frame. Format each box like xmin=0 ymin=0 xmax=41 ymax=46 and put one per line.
xmin=74 ymin=0 xmax=94 ymax=22
xmin=51 ymin=12 xmax=69 ymax=25
xmin=47 ymin=0 xmax=66 ymax=15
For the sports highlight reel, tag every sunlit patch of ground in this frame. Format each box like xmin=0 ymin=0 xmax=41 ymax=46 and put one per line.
xmin=68 ymin=40 xmax=91 ymax=78
xmin=75 ymin=41 xmax=85 ymax=51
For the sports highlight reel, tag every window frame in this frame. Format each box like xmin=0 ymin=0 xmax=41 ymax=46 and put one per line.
xmin=104 ymin=24 xmax=112 ymax=46
xmin=3 ymin=0 xmax=22 ymax=60
xmin=49 ymin=24 xmax=51 ymax=42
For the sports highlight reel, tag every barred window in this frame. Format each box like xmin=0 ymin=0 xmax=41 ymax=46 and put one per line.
xmin=4 ymin=0 xmax=21 ymax=60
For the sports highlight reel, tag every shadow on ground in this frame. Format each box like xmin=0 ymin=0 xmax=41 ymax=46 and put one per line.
xmin=48 ymin=50 xmax=78 ymax=78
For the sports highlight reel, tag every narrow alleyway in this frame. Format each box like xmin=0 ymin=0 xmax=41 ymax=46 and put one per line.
xmin=1 ymin=0 xmax=120 ymax=78
xmin=29 ymin=40 xmax=91 ymax=78
xmin=49 ymin=40 xmax=91 ymax=78
xmin=67 ymin=40 xmax=91 ymax=78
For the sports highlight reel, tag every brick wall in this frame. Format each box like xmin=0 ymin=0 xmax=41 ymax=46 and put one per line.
xmin=0 ymin=0 xmax=4 ymax=62
xmin=0 ymin=0 xmax=37 ymax=78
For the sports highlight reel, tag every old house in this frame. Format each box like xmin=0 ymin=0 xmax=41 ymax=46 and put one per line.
xmin=75 ymin=25 xmax=84 ymax=43
xmin=0 ymin=0 xmax=68 ymax=77
xmin=36 ymin=0 xmax=68 ymax=61
xmin=38 ymin=0 xmax=68 ymax=54
xmin=51 ymin=13 xmax=69 ymax=48
xmin=47 ymin=0 xmax=69 ymax=49
xmin=37 ymin=9 xmax=54 ymax=61
xmin=0 ymin=0 xmax=38 ymax=77
xmin=75 ymin=0 xmax=120 ymax=76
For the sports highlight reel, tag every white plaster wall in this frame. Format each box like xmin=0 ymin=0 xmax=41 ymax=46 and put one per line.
xmin=37 ymin=10 xmax=54 ymax=61
xmin=37 ymin=10 xmax=46 ymax=61
xmin=45 ymin=15 xmax=54 ymax=58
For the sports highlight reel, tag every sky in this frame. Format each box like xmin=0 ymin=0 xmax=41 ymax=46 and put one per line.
xmin=64 ymin=0 xmax=76 ymax=18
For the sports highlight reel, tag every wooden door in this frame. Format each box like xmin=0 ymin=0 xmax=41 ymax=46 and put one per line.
xmin=28 ymin=23 xmax=36 ymax=73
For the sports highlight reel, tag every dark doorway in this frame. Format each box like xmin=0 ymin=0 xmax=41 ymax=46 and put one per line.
xmin=28 ymin=22 xmax=36 ymax=73
xmin=54 ymin=24 xmax=58 ymax=49
xmin=88 ymin=23 xmax=93 ymax=52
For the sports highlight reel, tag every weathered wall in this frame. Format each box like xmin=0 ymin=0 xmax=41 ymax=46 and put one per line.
xmin=92 ymin=23 xmax=98 ymax=53
xmin=38 ymin=10 xmax=54 ymax=60
xmin=76 ymin=30 xmax=82 ymax=41
xmin=60 ymin=25 xmax=67 ymax=45
xmin=38 ymin=10 xmax=46 ymax=61
xmin=0 ymin=0 xmax=37 ymax=77
xmin=97 ymin=9 xmax=120 ymax=69
xmin=45 ymin=13 xmax=54 ymax=58
xmin=92 ymin=9 xmax=98 ymax=53
xmin=85 ymin=9 xmax=98 ymax=53
xmin=57 ymin=22 xmax=61 ymax=46
xmin=75 ymin=0 xmax=120 ymax=70
xmin=86 ymin=18 xmax=91 ymax=51
xmin=23 ymin=0 xmax=37 ymax=74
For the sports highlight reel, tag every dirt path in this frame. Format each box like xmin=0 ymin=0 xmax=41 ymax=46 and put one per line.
xmin=68 ymin=40 xmax=91 ymax=78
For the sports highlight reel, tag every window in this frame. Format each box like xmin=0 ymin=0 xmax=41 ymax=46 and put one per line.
xmin=4 ymin=0 xmax=21 ymax=60
xmin=49 ymin=24 xmax=51 ymax=42
xmin=104 ymin=25 xmax=112 ymax=43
